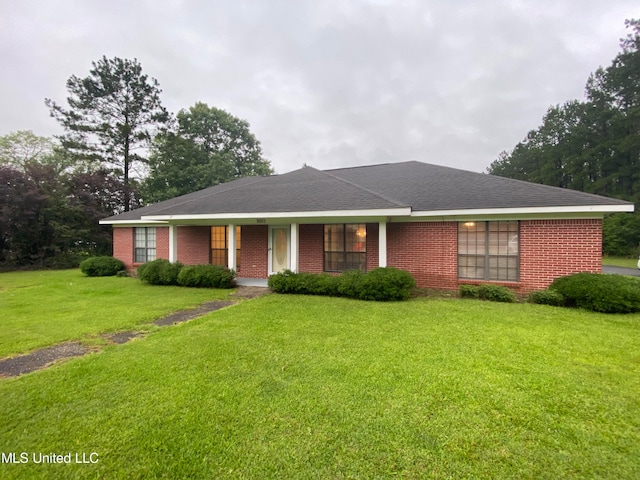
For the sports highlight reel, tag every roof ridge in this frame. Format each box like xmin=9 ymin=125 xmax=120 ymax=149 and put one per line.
xmin=316 ymin=166 xmax=409 ymax=208
xmin=324 ymin=160 xmax=419 ymax=173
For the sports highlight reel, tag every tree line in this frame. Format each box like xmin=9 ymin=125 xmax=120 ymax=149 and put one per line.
xmin=488 ymin=19 xmax=640 ymax=257
xmin=1 ymin=56 xmax=272 ymax=268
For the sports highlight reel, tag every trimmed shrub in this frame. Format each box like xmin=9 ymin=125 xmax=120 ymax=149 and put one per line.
xmin=356 ymin=267 xmax=416 ymax=301
xmin=268 ymin=271 xmax=341 ymax=296
xmin=478 ymin=284 xmax=516 ymax=303
xmin=137 ymin=259 xmax=183 ymax=286
xmin=459 ymin=284 xmax=479 ymax=299
xmin=267 ymin=270 xmax=299 ymax=293
xmin=269 ymin=268 xmax=415 ymax=301
xmin=528 ymin=289 xmax=564 ymax=307
xmin=177 ymin=264 xmax=236 ymax=288
xmin=295 ymin=272 xmax=340 ymax=296
xmin=550 ymin=272 xmax=640 ymax=313
xmin=80 ymin=256 xmax=125 ymax=277
xmin=336 ymin=270 xmax=365 ymax=298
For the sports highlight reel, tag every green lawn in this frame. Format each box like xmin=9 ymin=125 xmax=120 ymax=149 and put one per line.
xmin=603 ymin=256 xmax=639 ymax=269
xmin=0 ymin=270 xmax=232 ymax=357
xmin=0 ymin=277 xmax=639 ymax=479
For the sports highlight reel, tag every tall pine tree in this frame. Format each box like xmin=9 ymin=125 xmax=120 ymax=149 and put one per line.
xmin=46 ymin=56 xmax=170 ymax=211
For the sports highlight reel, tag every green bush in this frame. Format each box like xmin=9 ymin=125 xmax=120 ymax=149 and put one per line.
xmin=550 ymin=272 xmax=640 ymax=313
xmin=269 ymin=268 xmax=415 ymax=301
xmin=268 ymin=271 xmax=341 ymax=296
xmin=177 ymin=264 xmax=236 ymax=288
xmin=356 ymin=267 xmax=416 ymax=301
xmin=459 ymin=284 xmax=479 ymax=299
xmin=478 ymin=284 xmax=516 ymax=303
xmin=267 ymin=270 xmax=298 ymax=293
xmin=528 ymin=289 xmax=564 ymax=307
xmin=137 ymin=259 xmax=183 ymax=286
xmin=336 ymin=270 xmax=365 ymax=298
xmin=79 ymin=256 xmax=125 ymax=277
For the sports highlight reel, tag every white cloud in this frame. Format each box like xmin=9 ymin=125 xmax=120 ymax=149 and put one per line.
xmin=1 ymin=0 xmax=638 ymax=174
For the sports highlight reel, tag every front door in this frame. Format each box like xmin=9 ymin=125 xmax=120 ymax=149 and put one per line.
xmin=270 ymin=226 xmax=290 ymax=274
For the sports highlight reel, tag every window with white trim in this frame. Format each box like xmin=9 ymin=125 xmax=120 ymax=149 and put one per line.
xmin=211 ymin=226 xmax=241 ymax=268
xmin=458 ymin=221 xmax=519 ymax=281
xmin=134 ymin=227 xmax=156 ymax=263
xmin=324 ymin=224 xmax=367 ymax=272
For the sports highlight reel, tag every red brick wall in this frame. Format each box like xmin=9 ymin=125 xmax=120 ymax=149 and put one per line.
xmin=113 ymin=227 xmax=134 ymax=269
xmin=366 ymin=223 xmax=379 ymax=271
xmin=156 ymin=227 xmax=170 ymax=261
xmin=176 ymin=226 xmax=210 ymax=265
xmin=239 ymin=225 xmax=268 ymax=278
xmin=387 ymin=222 xmax=459 ymax=289
xmin=299 ymin=224 xmax=324 ymax=273
xmin=111 ymin=218 xmax=603 ymax=291
xmin=386 ymin=219 xmax=602 ymax=292
xmin=113 ymin=226 xmax=169 ymax=271
xmin=519 ymin=219 xmax=602 ymax=292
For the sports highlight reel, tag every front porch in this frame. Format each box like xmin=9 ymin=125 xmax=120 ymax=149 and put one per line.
xmin=165 ymin=221 xmax=390 ymax=280
xmin=236 ymin=277 xmax=269 ymax=287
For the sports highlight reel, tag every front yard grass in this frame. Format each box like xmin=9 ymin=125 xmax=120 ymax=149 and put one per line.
xmin=0 ymin=269 xmax=232 ymax=357
xmin=603 ymin=255 xmax=639 ymax=269
xmin=1 ymin=289 xmax=639 ymax=479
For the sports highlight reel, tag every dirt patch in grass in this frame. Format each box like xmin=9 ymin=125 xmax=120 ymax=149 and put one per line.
xmin=0 ymin=342 xmax=89 ymax=378
xmin=153 ymin=300 xmax=235 ymax=326
xmin=0 ymin=286 xmax=269 ymax=378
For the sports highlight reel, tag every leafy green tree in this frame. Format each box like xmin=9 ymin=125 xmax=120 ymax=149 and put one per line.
xmin=0 ymin=162 xmax=69 ymax=265
xmin=45 ymin=56 xmax=170 ymax=210
xmin=0 ymin=161 xmax=128 ymax=268
xmin=0 ymin=130 xmax=55 ymax=168
xmin=488 ymin=19 xmax=640 ymax=256
xmin=142 ymin=102 xmax=273 ymax=203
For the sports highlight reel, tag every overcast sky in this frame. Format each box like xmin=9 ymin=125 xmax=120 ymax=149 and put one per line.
xmin=1 ymin=0 xmax=638 ymax=174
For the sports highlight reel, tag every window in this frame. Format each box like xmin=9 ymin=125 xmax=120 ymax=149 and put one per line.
xmin=324 ymin=224 xmax=367 ymax=272
xmin=211 ymin=226 xmax=241 ymax=268
xmin=134 ymin=227 xmax=156 ymax=263
xmin=458 ymin=221 xmax=519 ymax=281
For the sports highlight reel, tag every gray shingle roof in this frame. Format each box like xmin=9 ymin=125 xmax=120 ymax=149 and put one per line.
xmin=102 ymin=161 xmax=633 ymax=222
xmin=327 ymin=161 xmax=631 ymax=210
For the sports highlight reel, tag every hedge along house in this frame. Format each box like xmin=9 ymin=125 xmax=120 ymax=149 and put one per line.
xmin=101 ymin=161 xmax=634 ymax=292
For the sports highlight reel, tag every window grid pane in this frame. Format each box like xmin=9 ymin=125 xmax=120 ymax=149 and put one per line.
xmin=458 ymin=221 xmax=518 ymax=281
xmin=324 ymin=224 xmax=366 ymax=272
xmin=134 ymin=227 xmax=156 ymax=263
xmin=211 ymin=226 xmax=227 ymax=267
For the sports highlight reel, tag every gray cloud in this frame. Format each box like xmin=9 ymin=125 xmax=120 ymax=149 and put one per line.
xmin=1 ymin=0 xmax=638 ymax=174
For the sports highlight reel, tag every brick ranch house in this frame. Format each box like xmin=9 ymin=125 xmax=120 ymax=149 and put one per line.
xmin=101 ymin=161 xmax=634 ymax=293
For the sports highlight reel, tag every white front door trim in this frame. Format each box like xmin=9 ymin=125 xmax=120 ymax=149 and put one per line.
xmin=268 ymin=225 xmax=290 ymax=274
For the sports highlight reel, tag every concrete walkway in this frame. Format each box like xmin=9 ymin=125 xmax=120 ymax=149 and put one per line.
xmin=0 ymin=285 xmax=269 ymax=378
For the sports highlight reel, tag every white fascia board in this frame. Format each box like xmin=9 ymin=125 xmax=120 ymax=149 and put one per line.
xmin=142 ymin=208 xmax=411 ymax=222
xmin=411 ymin=204 xmax=634 ymax=218
xmin=99 ymin=220 xmax=169 ymax=226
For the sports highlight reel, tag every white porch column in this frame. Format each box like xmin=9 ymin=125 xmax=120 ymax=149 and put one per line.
xmin=290 ymin=223 xmax=299 ymax=273
xmin=227 ymin=224 xmax=236 ymax=271
xmin=378 ymin=220 xmax=387 ymax=267
xmin=169 ymin=224 xmax=178 ymax=263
